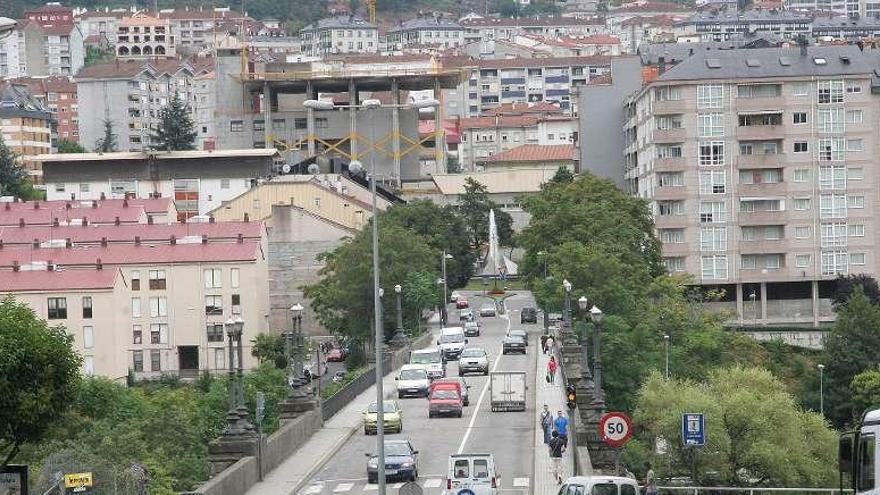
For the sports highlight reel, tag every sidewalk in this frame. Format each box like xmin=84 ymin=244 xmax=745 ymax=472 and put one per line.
xmin=533 ymin=340 xmax=574 ymax=495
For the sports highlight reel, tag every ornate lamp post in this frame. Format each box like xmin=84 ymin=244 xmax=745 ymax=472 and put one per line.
xmin=563 ymin=279 xmax=572 ymax=329
xmin=818 ymin=363 xmax=825 ymax=417
xmin=222 ymin=317 xmax=254 ymax=435
xmin=390 ymin=284 xmax=409 ymax=348
xmin=287 ymin=303 xmax=309 ymax=399
xmin=590 ymin=305 xmax=605 ymax=408
xmin=436 ymin=278 xmax=445 ymax=329
xmin=577 ymin=296 xmax=593 ymax=381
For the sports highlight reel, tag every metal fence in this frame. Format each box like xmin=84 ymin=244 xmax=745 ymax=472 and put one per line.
xmin=321 ymin=357 xmax=392 ymax=422
xmin=658 ymin=487 xmax=851 ymax=495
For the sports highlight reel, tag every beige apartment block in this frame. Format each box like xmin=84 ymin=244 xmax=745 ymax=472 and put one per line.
xmin=623 ymin=45 xmax=879 ymax=326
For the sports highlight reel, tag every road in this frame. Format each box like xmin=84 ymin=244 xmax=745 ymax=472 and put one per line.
xmin=299 ymin=291 xmax=541 ymax=495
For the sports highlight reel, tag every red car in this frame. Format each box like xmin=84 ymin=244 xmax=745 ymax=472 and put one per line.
xmin=456 ymin=297 xmax=469 ymax=309
xmin=326 ymin=347 xmax=346 ymax=362
xmin=428 ymin=385 xmax=463 ymax=418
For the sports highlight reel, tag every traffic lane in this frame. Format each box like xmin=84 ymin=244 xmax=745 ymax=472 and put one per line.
xmin=309 ymin=311 xmax=511 ymax=482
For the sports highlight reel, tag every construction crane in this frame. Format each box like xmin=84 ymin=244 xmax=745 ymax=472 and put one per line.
xmin=364 ymin=0 xmax=376 ymax=23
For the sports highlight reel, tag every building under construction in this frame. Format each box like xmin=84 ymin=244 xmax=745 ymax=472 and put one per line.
xmin=213 ymin=47 xmax=467 ymax=184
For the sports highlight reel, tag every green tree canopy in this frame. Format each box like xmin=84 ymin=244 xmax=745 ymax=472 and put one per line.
xmin=57 ymin=139 xmax=87 ymax=153
xmin=0 ymin=296 xmax=81 ymax=466
xmin=95 ymin=119 xmax=118 ymax=153
xmin=0 ymin=136 xmax=30 ymax=199
xmin=151 ymin=92 xmax=198 ymax=151
xmin=831 ymin=274 xmax=880 ymax=308
xmin=458 ymin=177 xmax=514 ymax=250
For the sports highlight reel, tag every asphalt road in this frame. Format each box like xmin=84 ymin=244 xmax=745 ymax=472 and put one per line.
xmin=299 ymin=290 xmax=542 ymax=495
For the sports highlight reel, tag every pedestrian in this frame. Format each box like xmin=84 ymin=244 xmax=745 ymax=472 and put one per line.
xmin=645 ymin=463 xmax=657 ymax=495
xmin=547 ymin=356 xmax=558 ymax=384
xmin=548 ymin=430 xmax=566 ymax=485
xmin=554 ymin=411 xmax=569 ymax=448
xmin=544 ymin=335 xmax=555 ymax=355
xmin=540 ymin=404 xmax=553 ymax=444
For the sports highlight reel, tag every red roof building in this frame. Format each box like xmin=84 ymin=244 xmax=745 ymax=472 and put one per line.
xmin=0 ymin=220 xmax=264 ymax=247
xmin=479 ymin=144 xmax=576 ymax=170
xmin=0 ymin=268 xmax=121 ymax=292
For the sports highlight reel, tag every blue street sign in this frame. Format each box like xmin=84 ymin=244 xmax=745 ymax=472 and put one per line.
xmin=682 ymin=413 xmax=705 ymax=446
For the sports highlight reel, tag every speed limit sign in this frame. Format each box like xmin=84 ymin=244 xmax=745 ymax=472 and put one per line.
xmin=599 ymin=412 xmax=633 ymax=447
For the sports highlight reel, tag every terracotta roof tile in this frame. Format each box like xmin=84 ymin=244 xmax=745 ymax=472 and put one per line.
xmin=76 ymin=57 xmax=212 ymax=80
xmin=461 ymin=16 xmax=604 ymax=27
xmin=610 ymin=1 xmax=692 ymax=12
xmin=0 ymin=268 xmax=120 ymax=292
xmin=0 ymin=242 xmax=261 ymax=268
xmin=482 ymin=144 xmax=574 ymax=162
xmin=458 ymin=115 xmax=541 ymax=129
xmin=0 ymin=220 xmax=263 ymax=246
xmin=470 ymin=55 xmax=612 ymax=69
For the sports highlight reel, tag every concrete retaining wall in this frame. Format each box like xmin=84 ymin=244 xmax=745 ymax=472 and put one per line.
xmin=183 ymin=456 xmax=260 ymax=495
xmin=263 ymin=408 xmax=324 ymax=474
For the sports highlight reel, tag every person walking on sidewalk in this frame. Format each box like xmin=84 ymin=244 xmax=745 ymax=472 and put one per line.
xmin=645 ymin=463 xmax=658 ymax=495
xmin=554 ymin=411 xmax=569 ymax=447
xmin=544 ymin=335 xmax=555 ymax=355
xmin=547 ymin=356 xmax=558 ymax=384
xmin=548 ymin=430 xmax=566 ymax=484
xmin=540 ymin=404 xmax=553 ymax=444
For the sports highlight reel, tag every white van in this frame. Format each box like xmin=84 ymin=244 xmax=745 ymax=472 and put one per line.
xmin=438 ymin=327 xmax=467 ymax=361
xmin=444 ymin=453 xmax=498 ymax=495
xmin=410 ymin=348 xmax=446 ymax=380
xmin=558 ymin=476 xmax=640 ymax=495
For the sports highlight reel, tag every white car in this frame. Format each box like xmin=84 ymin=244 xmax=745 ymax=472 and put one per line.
xmin=450 ymin=291 xmax=461 ymax=303
xmin=560 ymin=476 xmax=640 ymax=495
xmin=479 ymin=303 xmax=497 ymax=317
xmin=445 ymin=454 xmax=498 ymax=495
xmin=396 ymin=364 xmax=430 ymax=398
xmin=458 ymin=347 xmax=489 ymax=376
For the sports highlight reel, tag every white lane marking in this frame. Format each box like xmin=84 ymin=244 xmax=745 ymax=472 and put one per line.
xmin=305 ymin=484 xmax=324 ymax=495
xmin=363 ymin=484 xmax=378 ymax=491
xmin=456 ymin=311 xmax=512 ymax=454
xmin=334 ymin=483 xmax=354 ymax=492
xmin=513 ymin=478 xmax=530 ymax=487
xmin=424 ymin=479 xmax=443 ymax=488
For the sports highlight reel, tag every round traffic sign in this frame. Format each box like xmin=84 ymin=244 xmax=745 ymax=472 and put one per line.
xmin=599 ymin=412 xmax=633 ymax=447
xmin=456 ymin=489 xmax=475 ymax=495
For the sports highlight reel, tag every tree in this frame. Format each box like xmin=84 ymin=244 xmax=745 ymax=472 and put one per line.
xmin=83 ymin=45 xmax=113 ymax=67
xmin=831 ymin=274 xmax=880 ymax=308
xmin=151 ymin=92 xmax=198 ymax=151
xmin=0 ymin=135 xmax=28 ymax=198
xmin=458 ymin=177 xmax=514 ymax=250
xmin=851 ymin=369 xmax=880 ymax=418
xmin=0 ymin=296 xmax=81 ymax=465
xmin=95 ymin=119 xmax=118 ymax=152
xmin=57 ymin=139 xmax=87 ymax=153
xmin=547 ymin=165 xmax=574 ymax=186
xmin=252 ymin=333 xmax=288 ymax=369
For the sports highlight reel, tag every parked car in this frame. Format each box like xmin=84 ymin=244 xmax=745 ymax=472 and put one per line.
xmin=450 ymin=291 xmax=461 ymax=303
xmin=464 ymin=320 xmax=480 ymax=337
xmin=456 ymin=297 xmax=470 ymax=309
xmin=366 ymin=439 xmax=419 ymax=483
xmin=363 ymin=400 xmax=403 ymax=434
xmin=326 ymin=347 xmax=346 ymax=362
xmin=508 ymin=329 xmax=528 ymax=346
xmin=458 ymin=347 xmax=489 ymax=376
xmin=479 ymin=302 xmax=497 ymax=317
xmin=502 ymin=335 xmax=527 ymax=355
xmin=431 ymin=377 xmax=471 ymax=406
xmin=446 ymin=454 xmax=499 ymax=495
xmin=428 ymin=387 xmax=463 ymax=418
xmin=459 ymin=308 xmax=474 ymax=321
xmin=520 ymin=307 xmax=537 ymax=324
xmin=396 ymin=365 xmax=430 ymax=398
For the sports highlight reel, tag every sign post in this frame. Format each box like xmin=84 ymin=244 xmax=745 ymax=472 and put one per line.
xmin=0 ymin=465 xmax=28 ymax=495
xmin=599 ymin=412 xmax=633 ymax=475
xmin=681 ymin=413 xmax=706 ymax=446
xmin=64 ymin=472 xmax=94 ymax=493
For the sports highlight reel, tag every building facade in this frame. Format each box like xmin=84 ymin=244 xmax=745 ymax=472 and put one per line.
xmin=299 ymin=15 xmax=378 ymax=56
xmin=116 ymin=12 xmax=176 ymax=59
xmin=13 ymin=76 xmax=79 ymax=145
xmin=0 ymin=31 xmax=27 ymax=78
xmin=674 ymin=11 xmax=813 ymax=42
xmin=18 ymin=20 xmax=85 ymax=77
xmin=461 ymin=16 xmax=605 ymax=43
xmin=0 ymin=82 xmax=53 ymax=165
xmin=457 ymin=114 xmax=577 ymax=170
xmin=386 ymin=16 xmax=465 ymax=51
xmin=623 ymin=45 xmax=877 ymax=325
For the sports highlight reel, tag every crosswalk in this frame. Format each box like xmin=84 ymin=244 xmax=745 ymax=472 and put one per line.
xmin=301 ymin=477 xmax=531 ymax=495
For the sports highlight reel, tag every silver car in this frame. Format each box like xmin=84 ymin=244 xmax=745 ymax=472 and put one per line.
xmin=458 ymin=347 xmax=489 ymax=376
xmin=479 ymin=303 xmax=496 ymax=317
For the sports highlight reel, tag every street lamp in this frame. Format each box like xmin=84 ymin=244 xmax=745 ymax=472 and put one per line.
xmin=537 ymin=251 xmax=548 ymax=279
xmin=663 ymin=334 xmax=670 ymax=380
xmin=577 ymin=296 xmax=592 ymax=381
xmin=390 ymin=284 xmax=409 ymax=348
xmin=590 ymin=305 xmax=605 ymax=408
xmin=562 ymin=279 xmax=572 ymax=329
xmin=436 ymin=277 xmax=445 ymax=328
xmin=441 ymin=251 xmax=453 ymax=323
xmin=749 ymin=291 xmax=758 ymax=322
xmin=222 ymin=317 xmax=254 ymax=436
xmin=818 ymin=363 xmax=825 ymax=417
xmin=287 ymin=303 xmax=309 ymax=399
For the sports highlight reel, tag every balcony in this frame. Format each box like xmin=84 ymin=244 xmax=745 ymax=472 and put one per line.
xmin=739 ymin=239 xmax=787 ymax=254
xmin=654 ymin=186 xmax=687 ymax=200
xmin=653 ymin=128 xmax=686 ymax=143
xmin=500 ymin=77 xmax=525 ymax=85
xmin=545 ymin=75 xmax=569 ymax=84
xmin=654 ymin=214 xmax=688 ymax=229
xmin=736 ymin=153 xmax=784 ymax=168
xmin=654 ymin=157 xmax=687 ymax=171
xmin=736 ymin=125 xmax=784 ymax=140
xmin=652 ymin=99 xmax=687 ymax=114
xmin=660 ymin=242 xmax=691 ymax=257
xmin=738 ymin=182 xmax=786 ymax=196
xmin=738 ymin=210 xmax=786 ymax=225
xmin=736 ymin=98 xmax=784 ymax=113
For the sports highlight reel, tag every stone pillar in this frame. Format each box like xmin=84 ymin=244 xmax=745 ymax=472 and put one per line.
xmin=279 ymin=396 xmax=318 ymax=421
xmin=391 ymin=78 xmax=402 ymax=185
xmin=760 ymin=281 xmax=768 ymax=322
xmin=735 ymin=283 xmax=744 ymax=325
xmin=263 ymin=83 xmax=272 ymax=148
xmin=208 ymin=410 xmax=259 ymax=476
xmin=812 ymin=279 xmax=820 ymax=327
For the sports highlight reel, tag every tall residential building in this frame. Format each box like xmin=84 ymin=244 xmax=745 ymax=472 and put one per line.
xmin=17 ymin=19 xmax=85 ymax=77
xmin=461 ymin=16 xmax=605 ymax=44
xmin=0 ymin=31 xmax=27 ymax=78
xmin=622 ymin=45 xmax=878 ymax=326
xmin=0 ymin=82 xmax=53 ymax=166
xmin=116 ymin=12 xmax=176 ymax=59
xmin=674 ymin=11 xmax=813 ymax=42
xmin=75 ymin=58 xmax=213 ymax=152
xmin=12 ymin=76 xmax=79 ymax=144
xmin=386 ymin=15 xmax=465 ymax=51
xmin=299 ymin=15 xmax=378 ymax=56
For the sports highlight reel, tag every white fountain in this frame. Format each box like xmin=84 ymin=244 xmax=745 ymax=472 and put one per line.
xmin=480 ymin=209 xmax=518 ymax=279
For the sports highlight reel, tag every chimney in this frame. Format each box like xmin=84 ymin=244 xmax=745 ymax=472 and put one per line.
xmin=83 ymin=218 xmax=88 ymax=226
xmin=135 ymin=235 xmax=141 ymax=245
xmin=18 ymin=218 xmax=24 ymax=228
xmin=123 ymin=199 xmax=128 ymax=207
xmin=101 ymin=237 xmax=108 ymax=247
xmin=243 ymin=213 xmax=250 ymax=223
xmin=33 ymin=239 xmax=40 ymax=248
xmin=181 ymin=215 xmax=187 ymax=224
xmin=53 ymin=217 xmax=60 ymax=227
xmin=237 ymin=233 xmax=243 ymax=243
xmin=170 ymin=235 xmax=177 ymax=245
xmin=115 ymin=216 xmax=121 ymax=226
xmin=100 ymin=192 xmax=106 ymax=200
xmin=33 ymin=201 xmax=39 ymax=209
xmin=209 ymin=215 xmax=215 ymax=223
xmin=0 ymin=240 xmax=3 ymax=249
xmin=3 ymin=203 xmax=8 ymax=210
xmin=147 ymin=215 xmax=154 ymax=225
xmin=65 ymin=238 xmax=71 ymax=247
xmin=96 ymin=258 xmax=103 ymax=270
xmin=12 ymin=261 xmax=19 ymax=272
xmin=92 ymin=200 xmax=98 ymax=208
xmin=47 ymin=261 xmax=54 ymax=271
xmin=66 ymin=202 xmax=71 ymax=209
xmin=202 ymin=234 xmax=208 ymax=244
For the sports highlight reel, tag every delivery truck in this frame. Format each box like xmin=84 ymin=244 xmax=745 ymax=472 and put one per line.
xmin=489 ymin=371 xmax=526 ymax=412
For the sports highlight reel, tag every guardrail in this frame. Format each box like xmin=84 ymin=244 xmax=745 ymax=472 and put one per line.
xmin=659 ymin=487 xmax=851 ymax=495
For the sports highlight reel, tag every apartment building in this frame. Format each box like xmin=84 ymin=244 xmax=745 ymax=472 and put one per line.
xmin=163 ymin=7 xmax=247 ymax=47
xmin=460 ymin=15 xmax=605 ymax=43
xmin=386 ymin=15 xmax=465 ymax=51
xmin=674 ymin=11 xmax=813 ymax=42
xmin=0 ymin=31 xmax=27 ymax=78
xmin=513 ymin=34 xmax=623 ymax=56
xmin=75 ymin=58 xmax=213 ymax=151
xmin=456 ymin=114 xmax=578 ymax=170
xmin=12 ymin=76 xmax=79 ymax=145
xmin=476 ymin=143 xmax=576 ymax=171
xmin=77 ymin=8 xmax=126 ymax=45
xmin=299 ymin=15 xmax=378 ymax=56
xmin=116 ymin=12 xmax=176 ymax=59
xmin=622 ymin=45 xmax=877 ymax=325
xmin=17 ymin=19 xmax=85 ymax=77
xmin=0 ymin=82 xmax=53 ymax=164
xmin=812 ymin=16 xmax=880 ymax=40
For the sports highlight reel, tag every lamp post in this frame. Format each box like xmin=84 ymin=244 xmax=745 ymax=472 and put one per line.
xmin=590 ymin=305 xmax=605 ymax=408
xmin=818 ymin=363 xmax=825 ymax=417
xmin=577 ymin=296 xmax=593 ymax=380
xmin=287 ymin=303 xmax=309 ymax=399
xmin=225 ymin=318 xmax=237 ymax=410
xmin=222 ymin=317 xmax=254 ymax=435
xmin=562 ymin=279 xmax=572 ymax=329
xmin=390 ymin=284 xmax=409 ymax=348
xmin=233 ymin=316 xmax=247 ymax=408
xmin=537 ymin=251 xmax=548 ymax=279
xmin=441 ymin=251 xmax=453 ymax=324
xmin=663 ymin=334 xmax=670 ymax=380
xmin=437 ymin=277 xmax=445 ymax=329
xmin=749 ymin=291 xmax=758 ymax=322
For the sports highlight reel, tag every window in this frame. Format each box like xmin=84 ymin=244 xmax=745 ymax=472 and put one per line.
xmin=663 ymin=257 xmax=685 ymax=272
xmin=700 ymin=201 xmax=727 ymax=223
xmin=849 ymin=168 xmax=864 ymax=180
xmin=206 ymin=295 xmax=223 ymax=315
xmin=851 ymin=253 xmax=866 ymax=265
xmin=847 ymin=110 xmax=863 ymax=124
xmin=215 ymin=348 xmax=226 ymax=369
xmin=849 ymin=195 xmax=865 ymax=209
xmin=697 ymin=113 xmax=724 ymax=137
xmin=764 ymin=254 xmax=783 ymax=269
xmin=657 ymin=145 xmax=682 ymax=159
xmin=149 ymin=297 xmax=167 ymax=317
xmin=791 ymin=82 xmax=810 ymax=96
xmin=793 ymin=141 xmax=808 ymax=153
xmin=822 ymin=250 xmax=849 ymax=275
xmin=454 ymin=460 xmax=469 ymax=479
xmin=207 ymin=323 xmax=224 ymax=342
xmin=82 ymin=296 xmax=93 ymax=318
xmin=737 ymin=84 xmax=781 ymax=98
xmin=150 ymin=350 xmax=161 ymax=372
xmin=817 ymin=108 xmax=844 ymax=133
xmin=150 ymin=323 xmax=168 ymax=344
xmin=294 ymin=118 xmax=307 ymax=129
xmin=654 ymin=86 xmax=681 ymax=101
xmin=131 ymin=270 xmax=140 ymax=291
xmin=741 ymin=255 xmax=757 ymax=270
xmin=149 ymin=269 xmax=166 ymax=290
xmin=699 ymin=170 xmax=726 ymax=194
xmin=847 ymin=139 xmax=864 ymax=152
xmin=231 ymin=268 xmax=240 ymax=288
xmin=739 ymin=113 xmax=782 ymax=127
xmin=850 ymin=224 xmax=866 ymax=237
xmin=132 ymin=297 xmax=142 ymax=318
xmin=658 ymin=172 xmax=684 ymax=187
xmin=699 ymin=141 xmax=725 ymax=166
xmin=739 ymin=169 xmax=781 ymax=185
xmin=857 ymin=433 xmax=876 ymax=492
xmin=232 ymin=294 xmax=241 ymax=315
xmin=79 ymin=183 xmax=90 ymax=193
xmin=740 ymin=199 xmax=783 ymax=212
xmin=697 ymin=84 xmax=723 ymax=109
xmin=133 ymin=350 xmax=144 ymax=372
xmin=204 ymin=268 xmax=222 ymax=288
xmin=820 ymin=194 xmax=847 ymax=219
xmin=819 ymin=166 xmax=846 ymax=190
xmin=658 ymin=201 xmax=684 ymax=216
xmin=700 ymin=226 xmax=728 ymax=251
xmin=83 ymin=356 xmax=94 ymax=376
xmin=794 ymin=169 xmax=810 ymax=182
xmin=133 ymin=325 xmax=142 ymax=344
xmin=818 ymin=80 xmax=844 ymax=104
xmin=795 ymin=226 xmax=811 ymax=239
xmin=821 ymin=222 xmax=848 ymax=248
xmin=701 ymin=255 xmax=728 ymax=279
xmin=83 ymin=326 xmax=94 ymax=349
xmin=220 ymin=178 xmax=230 ymax=190
xmin=847 ymin=82 xmax=862 ymax=94
xmin=817 ymin=138 xmax=845 ymax=162
xmin=793 ymin=198 xmax=811 ymax=210
xmin=742 ymin=225 xmax=783 ymax=241
xmin=230 ymin=120 xmax=244 ymax=132
xmin=660 ymin=229 xmax=684 ymax=244
xmin=656 ymin=115 xmax=683 ymax=130
xmin=792 ymin=112 xmax=807 ymax=124
xmin=47 ymin=297 xmax=67 ymax=319
xmin=796 ymin=255 xmax=811 ymax=268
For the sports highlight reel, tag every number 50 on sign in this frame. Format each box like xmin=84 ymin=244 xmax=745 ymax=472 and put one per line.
xmin=599 ymin=412 xmax=633 ymax=448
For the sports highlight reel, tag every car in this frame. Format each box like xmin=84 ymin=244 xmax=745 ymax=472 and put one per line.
xmin=458 ymin=347 xmax=489 ymax=376
xmin=502 ymin=335 xmax=527 ymax=354
xmin=508 ymin=329 xmax=529 ymax=346
xmin=366 ymin=439 xmax=419 ymax=483
xmin=479 ymin=302 xmax=497 ymax=317
xmin=428 ymin=387 xmax=463 ymax=418
xmin=520 ymin=307 xmax=538 ymax=324
xmin=438 ymin=327 xmax=467 ymax=361
xmin=450 ymin=291 xmax=461 ymax=303
xmin=456 ymin=297 xmax=470 ymax=309
xmin=409 ymin=348 xmax=446 ymax=380
xmin=464 ymin=321 xmax=480 ymax=337
xmin=396 ymin=364 xmax=430 ymax=398
xmin=459 ymin=308 xmax=474 ymax=321
xmin=446 ymin=454 xmax=499 ymax=495
xmin=363 ymin=400 xmax=403 ymax=434
xmin=560 ymin=476 xmax=640 ymax=495
xmin=431 ymin=377 xmax=471 ymax=406
xmin=326 ymin=347 xmax=346 ymax=362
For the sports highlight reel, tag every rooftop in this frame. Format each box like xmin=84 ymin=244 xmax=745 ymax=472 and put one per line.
xmin=481 ymin=144 xmax=575 ymax=163
xmin=432 ymin=168 xmax=562 ymax=195
xmin=480 ymin=101 xmax=563 ymax=116
xmin=0 ymin=197 xmax=171 ymax=214
xmin=460 ymin=55 xmax=611 ymax=69
xmin=31 ymin=149 xmax=278 ymax=163
xmin=0 ymin=268 xmax=121 ymax=292
xmin=75 ymin=57 xmax=214 ymax=80
xmin=0 ymin=220 xmax=264 ymax=246
xmin=389 ymin=16 xmax=463 ymax=32
xmin=0 ymin=241 xmax=262 ymax=268
xmin=609 ymin=1 xmax=693 ymax=13
xmin=301 ymin=15 xmax=376 ymax=31
xmin=678 ymin=9 xmax=812 ymax=25
xmin=460 ymin=15 xmax=604 ymax=27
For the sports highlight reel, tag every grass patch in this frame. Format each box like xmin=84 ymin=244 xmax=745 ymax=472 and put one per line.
xmin=320 ymin=366 xmax=370 ymax=399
